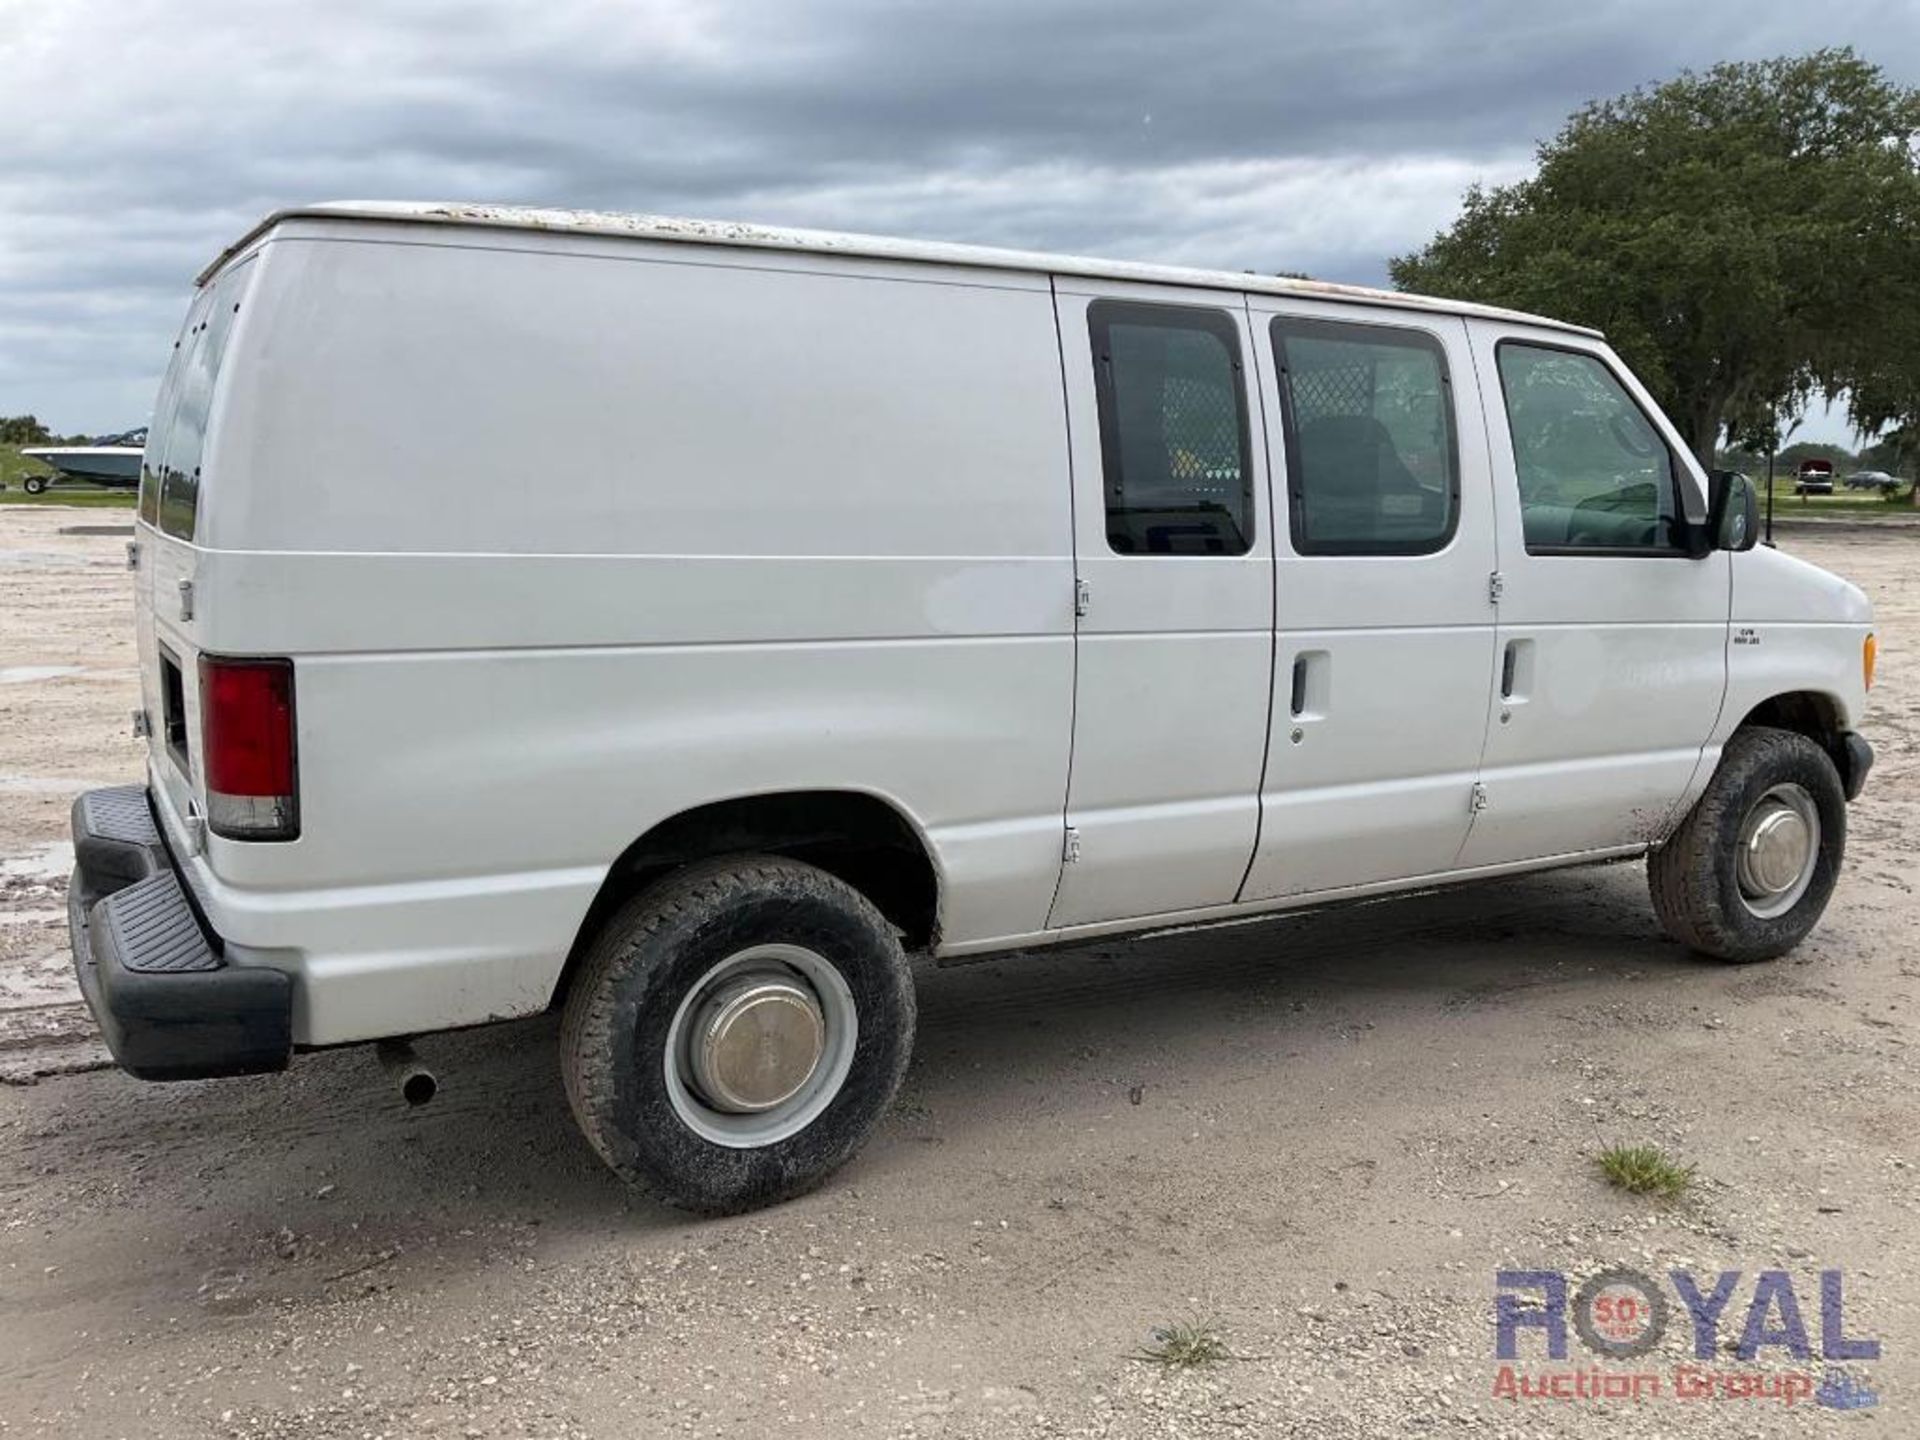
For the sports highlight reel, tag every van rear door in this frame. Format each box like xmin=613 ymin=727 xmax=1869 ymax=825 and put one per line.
xmin=134 ymin=259 xmax=255 ymax=824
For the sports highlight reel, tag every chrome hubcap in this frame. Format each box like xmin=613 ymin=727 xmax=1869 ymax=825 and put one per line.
xmin=663 ymin=944 xmax=857 ymax=1148
xmin=1736 ymin=783 xmax=1820 ymax=919
xmin=687 ymin=975 xmax=825 ymax=1113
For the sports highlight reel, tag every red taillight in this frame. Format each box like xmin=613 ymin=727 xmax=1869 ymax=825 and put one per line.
xmin=199 ymin=656 xmax=299 ymax=841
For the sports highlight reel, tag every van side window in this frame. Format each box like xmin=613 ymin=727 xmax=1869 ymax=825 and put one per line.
xmin=1089 ymin=302 xmax=1253 ymax=556
xmin=1495 ymin=343 xmax=1684 ymax=554
xmin=1271 ymin=318 xmax=1458 ymax=555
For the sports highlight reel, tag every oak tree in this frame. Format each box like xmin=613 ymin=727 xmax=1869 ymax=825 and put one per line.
xmin=1391 ymin=50 xmax=1920 ymax=466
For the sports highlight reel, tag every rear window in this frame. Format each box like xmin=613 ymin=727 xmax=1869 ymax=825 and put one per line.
xmin=138 ymin=294 xmax=208 ymax=527
xmin=1088 ymin=301 xmax=1254 ymax=556
xmin=142 ymin=259 xmax=251 ymax=540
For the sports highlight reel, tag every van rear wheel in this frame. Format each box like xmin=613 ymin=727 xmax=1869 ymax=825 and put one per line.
xmin=1648 ymin=726 xmax=1846 ymax=962
xmin=560 ymin=855 xmax=915 ymax=1213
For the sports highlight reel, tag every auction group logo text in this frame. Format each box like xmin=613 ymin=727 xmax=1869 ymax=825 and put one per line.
xmin=1493 ymin=1268 xmax=1879 ymax=1411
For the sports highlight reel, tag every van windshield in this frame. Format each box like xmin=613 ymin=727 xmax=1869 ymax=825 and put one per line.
xmin=141 ymin=259 xmax=252 ymax=540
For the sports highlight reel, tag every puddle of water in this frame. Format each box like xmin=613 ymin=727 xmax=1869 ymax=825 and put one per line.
xmin=0 ymin=666 xmax=86 ymax=684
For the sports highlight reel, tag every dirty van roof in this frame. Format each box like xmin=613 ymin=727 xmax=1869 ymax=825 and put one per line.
xmin=206 ymin=200 xmax=1601 ymax=338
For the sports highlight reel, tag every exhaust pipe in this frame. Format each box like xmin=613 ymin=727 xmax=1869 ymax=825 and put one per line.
xmin=375 ymin=1039 xmax=437 ymax=1106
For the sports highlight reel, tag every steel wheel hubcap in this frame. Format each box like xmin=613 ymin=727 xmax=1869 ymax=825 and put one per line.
xmin=687 ymin=975 xmax=825 ymax=1113
xmin=663 ymin=944 xmax=857 ymax=1148
xmin=1736 ymin=783 xmax=1820 ymax=919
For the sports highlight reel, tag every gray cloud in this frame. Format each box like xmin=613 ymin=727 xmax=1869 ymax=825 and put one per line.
xmin=2 ymin=0 xmax=1916 ymax=432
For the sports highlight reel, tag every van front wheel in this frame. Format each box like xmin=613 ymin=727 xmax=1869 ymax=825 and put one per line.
xmin=560 ymin=855 xmax=915 ymax=1213
xmin=1648 ymin=727 xmax=1846 ymax=962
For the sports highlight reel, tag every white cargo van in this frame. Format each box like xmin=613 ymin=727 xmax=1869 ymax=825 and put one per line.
xmin=70 ymin=202 xmax=1876 ymax=1212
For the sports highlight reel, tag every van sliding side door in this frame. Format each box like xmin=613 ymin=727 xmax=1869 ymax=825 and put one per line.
xmin=1238 ymin=303 xmax=1501 ymax=900
xmin=1046 ymin=282 xmax=1276 ymax=929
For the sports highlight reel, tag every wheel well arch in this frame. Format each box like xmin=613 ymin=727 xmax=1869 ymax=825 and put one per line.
xmin=549 ymin=789 xmax=942 ymax=1009
xmin=1737 ymin=690 xmax=1844 ymax=744
xmin=1734 ymin=690 xmax=1863 ymax=793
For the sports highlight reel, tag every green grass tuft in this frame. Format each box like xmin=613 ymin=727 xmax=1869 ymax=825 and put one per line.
xmin=1135 ymin=1317 xmax=1234 ymax=1369
xmin=1598 ymin=1143 xmax=1695 ymax=1199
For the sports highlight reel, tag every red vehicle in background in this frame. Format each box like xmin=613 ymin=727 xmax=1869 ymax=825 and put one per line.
xmin=1795 ymin=459 xmax=1835 ymax=495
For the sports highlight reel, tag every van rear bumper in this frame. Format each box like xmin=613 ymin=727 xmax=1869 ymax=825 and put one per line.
xmin=68 ymin=786 xmax=292 ymax=1081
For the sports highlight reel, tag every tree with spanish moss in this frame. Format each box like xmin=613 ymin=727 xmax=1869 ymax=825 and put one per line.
xmin=1391 ymin=50 xmax=1920 ymax=467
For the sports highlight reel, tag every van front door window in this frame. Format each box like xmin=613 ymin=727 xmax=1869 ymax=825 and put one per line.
xmin=1495 ymin=343 xmax=1683 ymax=554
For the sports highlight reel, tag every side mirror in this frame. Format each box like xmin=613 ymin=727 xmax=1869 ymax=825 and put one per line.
xmin=1698 ymin=470 xmax=1759 ymax=555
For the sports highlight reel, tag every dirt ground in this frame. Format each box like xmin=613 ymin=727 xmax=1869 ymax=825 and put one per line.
xmin=1 ymin=505 xmax=1914 ymax=1438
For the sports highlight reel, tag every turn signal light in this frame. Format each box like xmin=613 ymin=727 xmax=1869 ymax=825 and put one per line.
xmin=1864 ymin=633 xmax=1877 ymax=692
xmin=199 ymin=656 xmax=299 ymax=840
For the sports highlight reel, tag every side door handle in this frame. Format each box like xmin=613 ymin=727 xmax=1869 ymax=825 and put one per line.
xmin=1500 ymin=638 xmax=1534 ymax=704
xmin=1289 ymin=650 xmax=1329 ymax=723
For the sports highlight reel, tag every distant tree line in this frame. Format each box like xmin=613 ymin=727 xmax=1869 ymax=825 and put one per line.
xmin=0 ymin=414 xmax=87 ymax=446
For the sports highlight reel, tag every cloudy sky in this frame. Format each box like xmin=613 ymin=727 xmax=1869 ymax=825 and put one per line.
xmin=4 ymin=0 xmax=1917 ymax=441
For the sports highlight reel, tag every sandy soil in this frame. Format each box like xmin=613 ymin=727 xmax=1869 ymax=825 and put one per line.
xmin=0 ymin=504 xmax=1914 ymax=1438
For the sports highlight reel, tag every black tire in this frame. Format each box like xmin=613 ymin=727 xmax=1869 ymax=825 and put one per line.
xmin=1648 ymin=726 xmax=1847 ymax=962
xmin=560 ymin=855 xmax=915 ymax=1213
xmin=23 ymin=475 xmax=48 ymax=495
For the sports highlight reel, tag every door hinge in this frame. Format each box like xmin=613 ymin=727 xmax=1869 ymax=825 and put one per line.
xmin=1487 ymin=570 xmax=1505 ymax=605
xmin=131 ymin=709 xmax=152 ymax=739
xmin=177 ymin=578 xmax=194 ymax=620
xmin=1074 ymin=579 xmax=1091 ymax=618
xmin=126 ymin=540 xmax=140 ymax=570
xmin=1063 ymin=825 xmax=1082 ymax=864
xmin=1471 ymin=782 xmax=1490 ymax=813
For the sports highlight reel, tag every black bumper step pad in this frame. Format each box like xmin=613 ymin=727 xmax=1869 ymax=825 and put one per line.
xmin=93 ymin=871 xmax=220 ymax=975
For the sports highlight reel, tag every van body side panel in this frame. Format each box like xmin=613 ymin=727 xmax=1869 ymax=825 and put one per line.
xmin=179 ymin=234 xmax=1075 ymax=1045
xmin=206 ymin=236 xmax=1066 ymax=559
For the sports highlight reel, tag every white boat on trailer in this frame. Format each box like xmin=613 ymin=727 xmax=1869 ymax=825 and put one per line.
xmin=18 ymin=429 xmax=147 ymax=493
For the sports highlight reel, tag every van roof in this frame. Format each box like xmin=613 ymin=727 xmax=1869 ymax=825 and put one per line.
xmin=205 ymin=200 xmax=1602 ymax=338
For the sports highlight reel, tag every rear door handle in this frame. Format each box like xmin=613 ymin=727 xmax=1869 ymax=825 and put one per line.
xmin=1501 ymin=642 xmax=1518 ymax=699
